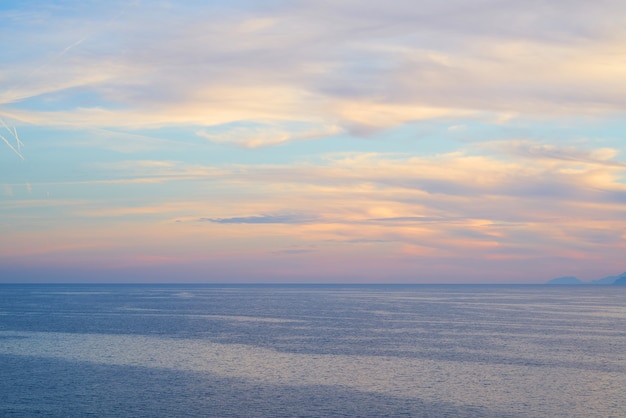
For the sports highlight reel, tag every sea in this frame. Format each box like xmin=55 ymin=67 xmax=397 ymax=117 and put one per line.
xmin=0 ymin=284 xmax=624 ymax=417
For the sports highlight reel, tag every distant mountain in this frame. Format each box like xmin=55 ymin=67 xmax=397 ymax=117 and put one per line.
xmin=613 ymin=273 xmax=626 ymax=285
xmin=546 ymin=272 xmax=626 ymax=285
xmin=591 ymin=275 xmax=621 ymax=285
xmin=546 ymin=276 xmax=583 ymax=285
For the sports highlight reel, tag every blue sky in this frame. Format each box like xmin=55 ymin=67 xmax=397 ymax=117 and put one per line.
xmin=2 ymin=0 xmax=626 ymax=283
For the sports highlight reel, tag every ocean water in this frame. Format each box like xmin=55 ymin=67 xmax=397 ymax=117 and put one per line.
xmin=0 ymin=284 xmax=625 ymax=417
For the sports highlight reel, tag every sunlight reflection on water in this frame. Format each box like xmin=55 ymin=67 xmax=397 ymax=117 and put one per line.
xmin=0 ymin=326 xmax=623 ymax=418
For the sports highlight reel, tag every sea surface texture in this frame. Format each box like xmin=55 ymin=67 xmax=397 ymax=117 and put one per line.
xmin=0 ymin=284 xmax=625 ymax=417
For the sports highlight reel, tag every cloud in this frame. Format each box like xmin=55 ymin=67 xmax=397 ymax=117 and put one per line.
xmin=197 ymin=122 xmax=342 ymax=148
xmin=3 ymin=0 xmax=626 ymax=143
xmin=199 ymin=214 xmax=315 ymax=224
xmin=369 ymin=216 xmax=464 ymax=223
xmin=67 ymin=144 xmax=626 ymax=221
xmin=495 ymin=140 xmax=625 ymax=167
xmin=345 ymin=239 xmax=390 ymax=244
xmin=4 ymin=137 xmax=626 ymax=280
xmin=272 ymin=249 xmax=315 ymax=255
xmin=3 ymin=1 xmax=626 ymax=282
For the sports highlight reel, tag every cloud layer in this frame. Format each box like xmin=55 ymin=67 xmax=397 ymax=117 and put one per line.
xmin=2 ymin=1 xmax=626 ymax=139
xmin=1 ymin=1 xmax=625 ymax=282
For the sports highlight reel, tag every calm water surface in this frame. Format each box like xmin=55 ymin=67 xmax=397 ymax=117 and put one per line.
xmin=1 ymin=284 xmax=625 ymax=417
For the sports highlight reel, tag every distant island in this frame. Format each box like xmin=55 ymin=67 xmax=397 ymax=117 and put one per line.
xmin=546 ymin=272 xmax=626 ymax=285
xmin=614 ymin=276 xmax=626 ymax=285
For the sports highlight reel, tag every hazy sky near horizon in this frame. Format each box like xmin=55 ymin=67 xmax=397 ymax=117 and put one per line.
xmin=1 ymin=0 xmax=626 ymax=283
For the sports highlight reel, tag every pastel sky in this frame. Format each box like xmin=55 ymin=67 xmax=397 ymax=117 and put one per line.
xmin=2 ymin=0 xmax=626 ymax=283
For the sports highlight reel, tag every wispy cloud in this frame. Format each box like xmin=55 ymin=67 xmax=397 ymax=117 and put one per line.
xmin=197 ymin=122 xmax=342 ymax=148
xmin=495 ymin=140 xmax=625 ymax=167
xmin=3 ymin=1 xmax=626 ymax=282
xmin=272 ymin=249 xmax=315 ymax=255
xmin=0 ymin=133 xmax=23 ymax=160
xmin=3 ymin=1 xmax=626 ymax=143
xmin=199 ymin=214 xmax=316 ymax=224
xmin=369 ymin=216 xmax=464 ymax=223
xmin=0 ymin=115 xmax=24 ymax=159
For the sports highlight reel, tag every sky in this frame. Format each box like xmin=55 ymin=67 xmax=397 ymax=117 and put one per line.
xmin=1 ymin=0 xmax=626 ymax=283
